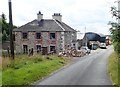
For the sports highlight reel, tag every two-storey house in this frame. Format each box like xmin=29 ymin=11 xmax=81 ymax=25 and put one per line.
xmin=13 ymin=11 xmax=77 ymax=54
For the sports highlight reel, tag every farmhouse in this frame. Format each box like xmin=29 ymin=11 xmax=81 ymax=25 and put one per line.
xmin=13 ymin=11 xmax=77 ymax=54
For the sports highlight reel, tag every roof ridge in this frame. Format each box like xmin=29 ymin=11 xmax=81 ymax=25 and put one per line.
xmin=53 ymin=19 xmax=65 ymax=31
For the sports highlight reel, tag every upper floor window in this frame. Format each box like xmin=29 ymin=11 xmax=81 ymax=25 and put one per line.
xmin=36 ymin=33 xmax=41 ymax=39
xmin=50 ymin=33 xmax=55 ymax=39
xmin=22 ymin=32 xmax=28 ymax=39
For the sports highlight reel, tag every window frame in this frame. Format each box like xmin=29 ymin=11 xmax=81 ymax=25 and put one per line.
xmin=36 ymin=44 xmax=41 ymax=52
xmin=36 ymin=32 xmax=41 ymax=39
xmin=50 ymin=33 xmax=56 ymax=39
xmin=50 ymin=46 xmax=56 ymax=53
xmin=22 ymin=32 xmax=28 ymax=39
xmin=23 ymin=45 xmax=28 ymax=53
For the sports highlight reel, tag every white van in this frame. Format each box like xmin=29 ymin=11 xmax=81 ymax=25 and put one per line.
xmin=100 ymin=43 xmax=106 ymax=49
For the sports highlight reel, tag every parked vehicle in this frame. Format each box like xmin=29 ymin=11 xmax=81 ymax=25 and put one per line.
xmin=80 ymin=46 xmax=91 ymax=54
xmin=99 ymin=43 xmax=106 ymax=49
xmin=92 ymin=44 xmax=98 ymax=50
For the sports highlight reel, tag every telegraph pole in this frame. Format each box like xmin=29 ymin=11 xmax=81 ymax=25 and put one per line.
xmin=85 ymin=27 xmax=87 ymax=46
xmin=8 ymin=0 xmax=14 ymax=59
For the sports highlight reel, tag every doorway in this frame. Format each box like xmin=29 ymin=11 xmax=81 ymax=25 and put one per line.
xmin=42 ymin=47 xmax=48 ymax=55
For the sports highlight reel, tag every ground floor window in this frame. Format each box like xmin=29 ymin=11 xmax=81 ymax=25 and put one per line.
xmin=23 ymin=45 xmax=28 ymax=53
xmin=50 ymin=46 xmax=56 ymax=53
xmin=36 ymin=45 xmax=41 ymax=53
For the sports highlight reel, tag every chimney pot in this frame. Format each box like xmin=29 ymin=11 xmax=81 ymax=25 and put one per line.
xmin=38 ymin=11 xmax=41 ymax=14
xmin=37 ymin=11 xmax=43 ymax=21
xmin=52 ymin=13 xmax=62 ymax=22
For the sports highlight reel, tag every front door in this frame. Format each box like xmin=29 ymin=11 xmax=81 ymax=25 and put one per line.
xmin=42 ymin=47 xmax=48 ymax=55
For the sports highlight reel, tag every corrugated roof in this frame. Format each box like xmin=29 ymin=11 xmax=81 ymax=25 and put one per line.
xmin=98 ymin=33 xmax=106 ymax=37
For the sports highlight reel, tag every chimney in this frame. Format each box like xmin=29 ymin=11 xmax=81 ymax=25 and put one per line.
xmin=37 ymin=11 xmax=43 ymax=21
xmin=52 ymin=13 xmax=62 ymax=22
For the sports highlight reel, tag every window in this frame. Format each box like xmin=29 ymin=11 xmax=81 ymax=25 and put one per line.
xmin=36 ymin=45 xmax=41 ymax=52
xmin=23 ymin=32 xmax=27 ymax=39
xmin=50 ymin=46 xmax=56 ymax=53
xmin=36 ymin=33 xmax=41 ymax=39
xmin=23 ymin=45 xmax=28 ymax=53
xmin=50 ymin=33 xmax=55 ymax=39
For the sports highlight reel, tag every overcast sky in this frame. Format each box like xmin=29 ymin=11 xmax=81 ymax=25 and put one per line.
xmin=0 ymin=0 xmax=117 ymax=38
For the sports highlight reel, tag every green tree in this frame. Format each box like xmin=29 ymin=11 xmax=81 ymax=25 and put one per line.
xmin=2 ymin=30 xmax=8 ymax=42
xmin=1 ymin=13 xmax=17 ymax=42
xmin=0 ymin=17 xmax=2 ymax=39
xmin=109 ymin=6 xmax=120 ymax=53
xmin=2 ymin=13 xmax=9 ymax=36
xmin=0 ymin=33 xmax=2 ymax=42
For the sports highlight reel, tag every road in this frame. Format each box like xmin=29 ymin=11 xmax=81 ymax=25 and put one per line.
xmin=36 ymin=46 xmax=113 ymax=85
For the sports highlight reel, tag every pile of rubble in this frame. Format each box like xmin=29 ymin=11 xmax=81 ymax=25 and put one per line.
xmin=58 ymin=48 xmax=86 ymax=57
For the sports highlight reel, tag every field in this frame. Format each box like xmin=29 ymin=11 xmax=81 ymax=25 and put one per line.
xmin=2 ymin=54 xmax=68 ymax=85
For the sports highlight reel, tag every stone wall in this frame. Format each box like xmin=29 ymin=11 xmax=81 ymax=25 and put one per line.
xmin=15 ymin=31 xmax=77 ymax=54
xmin=64 ymin=31 xmax=77 ymax=48
xmin=15 ymin=32 xmax=36 ymax=53
xmin=15 ymin=32 xmax=22 ymax=53
xmin=56 ymin=32 xmax=61 ymax=53
xmin=15 ymin=31 xmax=61 ymax=53
xmin=28 ymin=32 xmax=35 ymax=50
xmin=42 ymin=32 xmax=49 ymax=47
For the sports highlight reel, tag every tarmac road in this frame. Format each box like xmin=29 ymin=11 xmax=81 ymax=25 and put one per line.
xmin=36 ymin=46 xmax=113 ymax=85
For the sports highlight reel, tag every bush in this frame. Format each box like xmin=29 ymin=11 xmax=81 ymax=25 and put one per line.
xmin=114 ymin=42 xmax=120 ymax=53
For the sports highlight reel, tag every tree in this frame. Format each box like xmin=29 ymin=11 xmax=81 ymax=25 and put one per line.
xmin=0 ymin=17 xmax=2 ymax=31
xmin=2 ymin=13 xmax=9 ymax=36
xmin=0 ymin=16 xmax=2 ymax=42
xmin=2 ymin=30 xmax=8 ymax=42
xmin=1 ymin=13 xmax=17 ymax=42
xmin=109 ymin=4 xmax=120 ymax=53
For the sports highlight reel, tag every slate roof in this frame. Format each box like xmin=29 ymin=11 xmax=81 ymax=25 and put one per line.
xmin=13 ymin=19 xmax=76 ymax=32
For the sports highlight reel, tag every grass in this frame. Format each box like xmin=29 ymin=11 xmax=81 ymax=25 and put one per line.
xmin=0 ymin=57 xmax=2 ymax=86
xmin=108 ymin=52 xmax=120 ymax=87
xmin=2 ymin=54 xmax=67 ymax=85
xmin=0 ymin=70 xmax=1 ymax=87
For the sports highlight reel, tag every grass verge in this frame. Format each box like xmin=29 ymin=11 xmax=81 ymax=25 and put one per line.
xmin=108 ymin=52 xmax=120 ymax=87
xmin=0 ymin=70 xmax=1 ymax=86
xmin=2 ymin=54 xmax=68 ymax=85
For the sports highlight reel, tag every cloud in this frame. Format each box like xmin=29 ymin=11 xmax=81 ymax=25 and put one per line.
xmin=0 ymin=0 xmax=116 ymax=35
